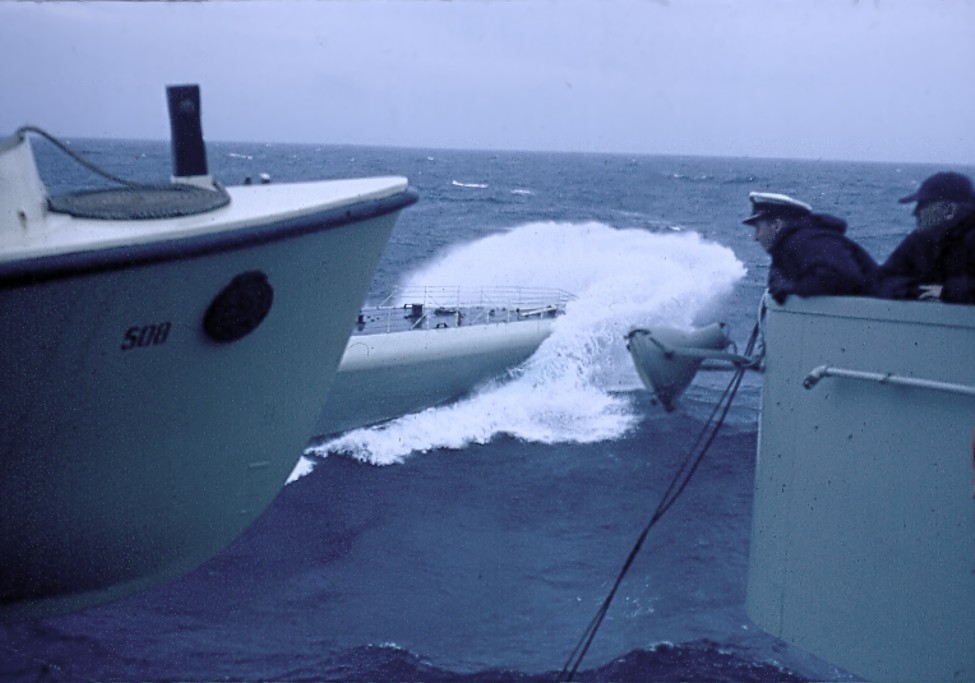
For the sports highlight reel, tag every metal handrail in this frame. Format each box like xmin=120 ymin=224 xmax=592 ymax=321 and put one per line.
xmin=376 ymin=285 xmax=575 ymax=311
xmin=360 ymin=286 xmax=574 ymax=334
xmin=803 ymin=365 xmax=975 ymax=397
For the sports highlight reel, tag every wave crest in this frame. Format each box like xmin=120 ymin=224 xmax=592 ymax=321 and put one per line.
xmin=305 ymin=221 xmax=745 ymax=466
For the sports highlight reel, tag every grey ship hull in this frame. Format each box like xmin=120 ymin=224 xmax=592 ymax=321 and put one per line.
xmin=747 ymin=296 xmax=975 ymax=681
xmin=315 ymin=287 xmax=569 ymax=435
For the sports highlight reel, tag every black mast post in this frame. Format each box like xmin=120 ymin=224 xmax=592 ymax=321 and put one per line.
xmin=166 ymin=84 xmax=208 ymax=179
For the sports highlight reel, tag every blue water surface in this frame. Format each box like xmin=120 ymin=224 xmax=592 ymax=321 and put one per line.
xmin=4 ymin=137 xmax=968 ymax=681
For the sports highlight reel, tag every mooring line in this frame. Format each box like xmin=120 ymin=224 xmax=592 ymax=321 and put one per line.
xmin=558 ymin=321 xmax=760 ymax=681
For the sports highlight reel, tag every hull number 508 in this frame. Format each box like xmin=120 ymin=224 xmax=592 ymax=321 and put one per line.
xmin=121 ymin=322 xmax=172 ymax=351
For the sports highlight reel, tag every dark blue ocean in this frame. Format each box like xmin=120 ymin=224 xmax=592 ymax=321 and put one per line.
xmin=3 ymin=138 xmax=972 ymax=681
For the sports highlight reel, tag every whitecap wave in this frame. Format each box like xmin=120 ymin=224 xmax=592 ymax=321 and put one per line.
xmin=304 ymin=221 xmax=745 ymax=467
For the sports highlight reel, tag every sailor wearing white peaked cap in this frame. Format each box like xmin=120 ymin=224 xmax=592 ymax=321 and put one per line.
xmin=739 ymin=189 xmax=878 ymax=304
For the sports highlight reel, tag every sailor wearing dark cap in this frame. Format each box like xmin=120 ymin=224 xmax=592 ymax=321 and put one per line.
xmin=875 ymin=171 xmax=975 ymax=303
xmin=742 ymin=191 xmax=877 ymax=304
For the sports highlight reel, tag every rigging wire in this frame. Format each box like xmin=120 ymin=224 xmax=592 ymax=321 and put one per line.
xmin=557 ymin=321 xmax=761 ymax=682
xmin=16 ymin=125 xmax=144 ymax=188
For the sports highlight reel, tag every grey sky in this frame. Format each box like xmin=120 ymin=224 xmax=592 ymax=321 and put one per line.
xmin=1 ymin=0 xmax=972 ymax=164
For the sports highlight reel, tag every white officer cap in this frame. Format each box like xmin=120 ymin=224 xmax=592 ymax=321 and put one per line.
xmin=743 ymin=192 xmax=813 ymax=226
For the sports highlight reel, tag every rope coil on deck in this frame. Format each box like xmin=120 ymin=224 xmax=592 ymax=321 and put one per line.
xmin=17 ymin=125 xmax=230 ymax=220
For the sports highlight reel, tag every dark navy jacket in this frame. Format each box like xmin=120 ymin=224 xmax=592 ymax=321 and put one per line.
xmin=766 ymin=213 xmax=878 ymax=304
xmin=874 ymin=208 xmax=975 ymax=304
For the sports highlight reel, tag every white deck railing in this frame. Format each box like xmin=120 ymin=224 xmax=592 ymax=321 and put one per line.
xmin=358 ymin=286 xmax=574 ymax=334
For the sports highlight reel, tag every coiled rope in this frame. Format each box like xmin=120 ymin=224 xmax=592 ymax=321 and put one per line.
xmin=558 ymin=320 xmax=762 ymax=681
xmin=15 ymin=126 xmax=230 ymax=219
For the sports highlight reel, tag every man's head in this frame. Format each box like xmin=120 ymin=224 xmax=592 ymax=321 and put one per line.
xmin=899 ymin=172 xmax=975 ymax=232
xmin=742 ymin=192 xmax=812 ymax=251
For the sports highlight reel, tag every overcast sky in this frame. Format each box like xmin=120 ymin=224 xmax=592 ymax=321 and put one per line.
xmin=1 ymin=1 xmax=972 ymax=164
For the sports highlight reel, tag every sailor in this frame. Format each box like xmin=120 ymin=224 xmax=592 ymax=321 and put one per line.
xmin=874 ymin=171 xmax=975 ymax=303
xmin=742 ymin=192 xmax=877 ymax=304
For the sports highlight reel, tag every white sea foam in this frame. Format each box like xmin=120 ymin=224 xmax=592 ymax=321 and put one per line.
xmin=303 ymin=221 xmax=745 ymax=467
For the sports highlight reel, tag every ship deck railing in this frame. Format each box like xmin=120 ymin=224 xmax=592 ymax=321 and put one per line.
xmin=354 ymin=286 xmax=575 ymax=335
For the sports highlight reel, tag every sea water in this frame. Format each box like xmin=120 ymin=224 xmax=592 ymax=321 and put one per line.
xmin=2 ymin=138 xmax=970 ymax=681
